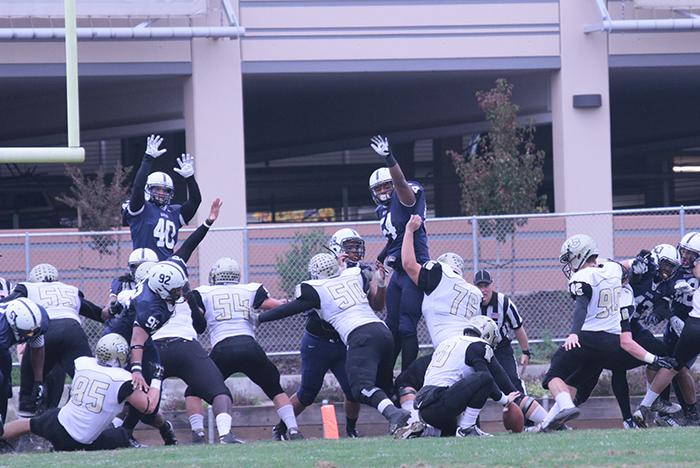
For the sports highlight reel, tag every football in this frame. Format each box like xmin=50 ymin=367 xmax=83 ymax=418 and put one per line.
xmin=503 ymin=401 xmax=525 ymax=433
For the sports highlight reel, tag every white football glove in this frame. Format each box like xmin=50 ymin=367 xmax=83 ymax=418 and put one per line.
xmin=631 ymin=258 xmax=648 ymax=276
xmin=145 ymin=134 xmax=167 ymax=158
xmin=173 ymin=153 xmax=195 ymax=178
xmin=670 ymin=316 xmax=685 ymax=336
xmin=373 ymin=267 xmax=387 ymax=288
xmin=674 ymin=280 xmax=694 ymax=296
xmin=370 ymin=135 xmax=391 ymax=158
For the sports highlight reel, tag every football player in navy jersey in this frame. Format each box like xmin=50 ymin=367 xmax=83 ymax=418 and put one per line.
xmin=105 ymin=198 xmax=221 ymax=445
xmin=108 ymin=248 xmax=159 ymax=302
xmin=369 ymin=134 xmax=429 ymax=371
xmin=124 ymin=134 xmax=202 ymax=260
xmin=0 ymin=298 xmax=48 ymax=433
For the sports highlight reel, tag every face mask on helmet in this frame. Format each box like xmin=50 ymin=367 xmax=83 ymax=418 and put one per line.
xmin=559 ymin=234 xmax=599 ymax=279
xmin=4 ymin=298 xmax=44 ymax=341
xmin=651 ymin=244 xmax=680 ymax=281
xmin=328 ymin=229 xmax=365 ymax=264
xmin=145 ymin=172 xmax=174 ymax=207
xmin=368 ymin=168 xmax=393 ymax=206
xmin=134 ymin=261 xmax=156 ymax=283
xmin=0 ymin=278 xmax=11 ymax=299
xmin=463 ymin=315 xmax=500 ymax=348
xmin=148 ymin=261 xmax=188 ymax=304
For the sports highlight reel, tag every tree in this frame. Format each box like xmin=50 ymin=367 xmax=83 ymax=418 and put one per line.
xmin=56 ymin=162 xmax=131 ymax=255
xmin=275 ymin=230 xmax=327 ymax=297
xmin=448 ymin=78 xmax=547 ymax=242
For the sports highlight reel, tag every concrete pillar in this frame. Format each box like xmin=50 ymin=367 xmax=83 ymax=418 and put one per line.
xmin=552 ymin=2 xmax=613 ymax=256
xmin=184 ymin=1 xmax=247 ymax=284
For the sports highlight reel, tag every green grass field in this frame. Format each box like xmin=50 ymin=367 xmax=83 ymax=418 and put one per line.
xmin=4 ymin=428 xmax=700 ymax=467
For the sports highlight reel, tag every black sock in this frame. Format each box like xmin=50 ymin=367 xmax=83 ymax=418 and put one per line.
xmin=400 ymin=335 xmax=419 ymax=371
xmin=346 ymin=417 xmax=357 ymax=433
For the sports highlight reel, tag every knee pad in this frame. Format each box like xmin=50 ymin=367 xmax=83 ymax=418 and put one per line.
xmin=516 ymin=395 xmax=538 ymax=419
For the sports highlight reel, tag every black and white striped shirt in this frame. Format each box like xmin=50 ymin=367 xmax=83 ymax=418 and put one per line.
xmin=480 ymin=291 xmax=523 ymax=346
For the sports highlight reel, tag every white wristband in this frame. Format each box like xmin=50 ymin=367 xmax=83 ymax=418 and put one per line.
xmin=498 ymin=393 xmax=509 ymax=406
xmin=643 ymin=352 xmax=656 ymax=364
xmin=150 ymin=379 xmax=162 ymax=390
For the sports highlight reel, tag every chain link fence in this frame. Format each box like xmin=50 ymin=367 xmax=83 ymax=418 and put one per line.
xmin=2 ymin=205 xmax=700 ymax=356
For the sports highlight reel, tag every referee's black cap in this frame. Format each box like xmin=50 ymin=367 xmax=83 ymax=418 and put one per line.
xmin=473 ymin=269 xmax=492 ymax=285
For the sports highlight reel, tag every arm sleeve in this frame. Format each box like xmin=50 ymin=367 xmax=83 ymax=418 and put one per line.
xmin=571 ymin=295 xmax=590 ymax=334
xmin=417 ymin=262 xmax=443 ymax=294
xmin=79 ymin=297 xmax=105 ymax=323
xmin=620 ymin=305 xmax=633 ymax=332
xmin=377 ymin=239 xmax=391 ymax=264
xmin=179 ymin=177 xmax=202 ymax=224
xmin=188 ymin=291 xmax=207 ymax=334
xmin=252 ymin=285 xmax=270 ymax=309
xmin=465 ymin=342 xmax=513 ymax=399
xmin=117 ymin=381 xmax=135 ymax=403
xmin=259 ymin=285 xmax=320 ymax=323
xmin=128 ymin=156 xmax=154 ymax=213
xmin=172 ymin=222 xmax=210 ymax=263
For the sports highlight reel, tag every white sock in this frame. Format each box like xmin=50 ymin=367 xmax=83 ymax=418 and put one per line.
xmin=641 ymin=390 xmax=660 ymax=408
xmin=554 ymin=392 xmax=575 ymax=410
xmin=189 ymin=414 xmax=204 ymax=433
xmin=457 ymin=407 xmax=481 ymax=428
xmin=377 ymin=399 xmax=394 ymax=414
xmin=112 ymin=417 xmax=123 ymax=428
xmin=276 ymin=404 xmax=298 ymax=429
xmin=408 ymin=408 xmax=420 ymax=423
xmin=529 ymin=405 xmax=548 ymax=424
xmin=215 ymin=413 xmax=232 ymax=437
xmin=542 ymin=401 xmax=560 ymax=427
xmin=401 ymin=400 xmax=414 ymax=411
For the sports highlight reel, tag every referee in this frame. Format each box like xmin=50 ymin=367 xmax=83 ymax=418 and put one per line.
xmin=474 ymin=270 xmax=531 ymax=393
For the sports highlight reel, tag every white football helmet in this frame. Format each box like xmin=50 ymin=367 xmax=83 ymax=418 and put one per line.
xmin=28 ymin=263 xmax=59 ymax=283
xmin=209 ymin=257 xmax=241 ymax=285
xmin=559 ymin=234 xmax=599 ymax=278
xmin=3 ymin=298 xmax=45 ymax=341
xmin=651 ymin=244 xmax=680 ymax=281
xmin=128 ymin=248 xmax=158 ymax=273
xmin=134 ymin=261 xmax=156 ymax=283
xmin=147 ymin=261 xmax=188 ymax=303
xmin=0 ymin=277 xmax=11 ymax=299
xmin=308 ymin=253 xmax=340 ymax=280
xmin=437 ymin=252 xmax=465 ymax=276
xmin=678 ymin=232 xmax=700 ymax=268
xmin=95 ymin=333 xmax=130 ymax=368
xmin=145 ymin=171 xmax=174 ymax=206
xmin=463 ymin=315 xmax=500 ymax=348
xmin=369 ymin=167 xmax=393 ymax=206
xmin=328 ymin=228 xmax=365 ymax=262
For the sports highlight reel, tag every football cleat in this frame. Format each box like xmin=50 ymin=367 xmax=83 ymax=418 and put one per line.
xmin=456 ymin=424 xmax=493 ymax=438
xmin=346 ymin=428 xmax=360 ymax=438
xmin=623 ymin=418 xmax=640 ymax=429
xmin=524 ymin=424 xmax=542 ymax=433
xmin=632 ymin=405 xmax=653 ymax=429
xmin=191 ymin=430 xmax=206 ymax=444
xmin=655 ymin=414 xmax=682 ymax=427
xmin=286 ymin=427 xmax=305 ymax=441
xmin=159 ymin=420 xmax=178 ymax=445
xmin=650 ymin=398 xmax=682 ymax=415
xmin=219 ymin=433 xmax=245 ymax=444
xmin=393 ymin=420 xmax=425 ymax=440
xmin=387 ymin=409 xmax=412 ymax=435
xmin=542 ymin=407 xmax=580 ymax=432
xmin=128 ymin=435 xmax=148 ymax=448
xmin=272 ymin=421 xmax=288 ymax=441
xmin=684 ymin=411 xmax=700 ymax=426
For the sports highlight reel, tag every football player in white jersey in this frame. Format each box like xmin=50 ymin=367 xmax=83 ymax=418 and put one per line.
xmin=189 ymin=257 xmax=304 ymax=440
xmin=1 ymin=264 xmax=105 ymax=416
xmin=396 ymin=215 xmax=547 ymax=431
xmin=258 ymin=252 xmax=413 ymax=435
xmin=271 ymin=228 xmax=368 ymax=440
xmin=0 ymin=334 xmax=162 ymax=452
xmin=542 ymin=234 xmax=676 ymax=432
xmin=410 ymin=316 xmax=519 ymax=438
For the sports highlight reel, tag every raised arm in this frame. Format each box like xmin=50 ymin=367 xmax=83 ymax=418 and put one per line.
xmin=173 ymin=198 xmax=222 ymax=263
xmin=129 ymin=135 xmax=167 ymax=213
xmin=401 ymin=214 xmax=423 ymax=285
xmin=173 ymin=153 xmax=202 ymax=223
xmin=370 ymin=134 xmax=415 ymax=207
